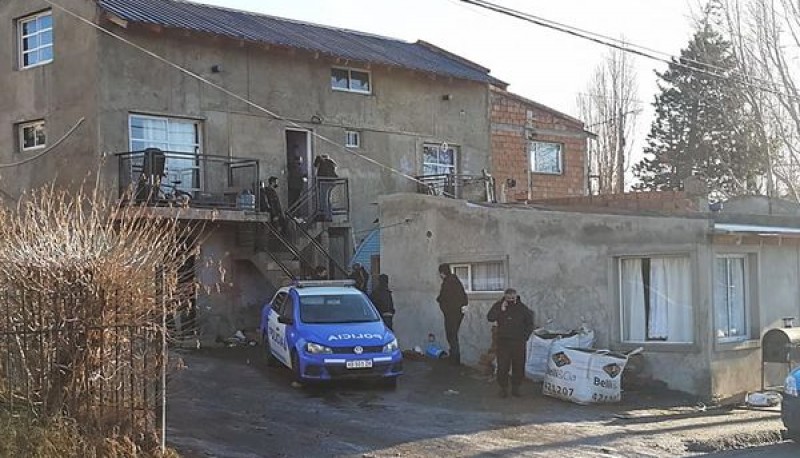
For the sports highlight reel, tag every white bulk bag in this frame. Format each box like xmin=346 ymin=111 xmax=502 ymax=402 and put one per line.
xmin=525 ymin=330 xmax=595 ymax=382
xmin=543 ymin=344 xmax=642 ymax=405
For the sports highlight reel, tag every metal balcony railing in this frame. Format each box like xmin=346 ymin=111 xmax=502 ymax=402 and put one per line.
xmin=415 ymin=172 xmax=496 ymax=202
xmin=117 ymin=149 xmax=261 ymax=211
xmin=287 ymin=177 xmax=350 ymax=224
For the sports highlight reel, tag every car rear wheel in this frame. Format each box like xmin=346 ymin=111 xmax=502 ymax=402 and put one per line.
xmin=263 ymin=332 xmax=279 ymax=367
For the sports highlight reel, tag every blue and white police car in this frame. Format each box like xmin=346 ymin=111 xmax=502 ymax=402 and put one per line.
xmin=259 ymin=280 xmax=403 ymax=387
xmin=784 ymin=366 xmax=800 ymax=441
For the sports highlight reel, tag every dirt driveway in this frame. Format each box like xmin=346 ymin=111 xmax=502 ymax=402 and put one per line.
xmin=166 ymin=348 xmax=791 ymax=458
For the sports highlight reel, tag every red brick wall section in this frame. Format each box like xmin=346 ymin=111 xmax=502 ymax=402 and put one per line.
xmin=530 ymin=191 xmax=699 ymax=213
xmin=490 ymin=87 xmax=587 ymax=201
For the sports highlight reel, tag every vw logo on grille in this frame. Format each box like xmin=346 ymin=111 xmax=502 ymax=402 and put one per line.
xmin=353 ymin=346 xmax=364 ymax=354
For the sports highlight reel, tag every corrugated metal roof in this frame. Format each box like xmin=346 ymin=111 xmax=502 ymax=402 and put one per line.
xmin=352 ymin=228 xmax=381 ymax=291
xmin=97 ymin=0 xmax=502 ymax=84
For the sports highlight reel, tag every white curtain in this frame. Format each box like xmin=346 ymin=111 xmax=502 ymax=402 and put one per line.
xmin=621 ymin=259 xmax=646 ymax=342
xmin=662 ymin=257 xmax=693 ymax=343
xmin=648 ymin=259 xmax=670 ymax=340
xmin=714 ymin=259 xmax=730 ymax=338
xmin=473 ymin=262 xmax=505 ymax=292
xmin=728 ymin=258 xmax=746 ymax=338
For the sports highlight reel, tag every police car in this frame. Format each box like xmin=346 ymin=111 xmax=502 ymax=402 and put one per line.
xmin=259 ymin=280 xmax=403 ymax=387
xmin=784 ymin=366 xmax=800 ymax=441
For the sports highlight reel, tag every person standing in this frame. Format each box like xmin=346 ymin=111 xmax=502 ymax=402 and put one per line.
xmin=370 ymin=274 xmax=395 ymax=330
xmin=436 ymin=264 xmax=468 ymax=365
xmin=487 ymin=288 xmax=534 ymax=398
xmin=349 ymin=263 xmax=370 ymax=293
xmin=314 ymin=154 xmax=338 ymax=222
xmin=261 ymin=176 xmax=287 ymax=235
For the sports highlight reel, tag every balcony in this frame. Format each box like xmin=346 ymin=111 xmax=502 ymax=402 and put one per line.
xmin=117 ymin=149 xmax=264 ymax=221
xmin=415 ymin=172 xmax=496 ymax=202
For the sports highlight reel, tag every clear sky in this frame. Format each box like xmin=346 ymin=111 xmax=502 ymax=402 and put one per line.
xmin=194 ymin=0 xmax=701 ymax=159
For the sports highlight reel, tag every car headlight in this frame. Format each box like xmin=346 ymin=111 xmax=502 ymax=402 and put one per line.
xmin=305 ymin=342 xmax=333 ymax=354
xmin=786 ymin=374 xmax=799 ymax=397
xmin=383 ymin=339 xmax=399 ymax=353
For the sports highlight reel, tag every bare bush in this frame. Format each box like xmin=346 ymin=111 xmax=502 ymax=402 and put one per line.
xmin=0 ymin=186 xmax=201 ymax=454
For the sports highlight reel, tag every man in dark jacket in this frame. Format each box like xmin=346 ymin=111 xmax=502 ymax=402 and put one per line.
xmin=261 ymin=176 xmax=287 ymax=234
xmin=436 ymin=264 xmax=468 ymax=365
xmin=350 ymin=263 xmax=369 ymax=293
xmin=370 ymin=274 xmax=395 ymax=330
xmin=487 ymin=288 xmax=534 ymax=398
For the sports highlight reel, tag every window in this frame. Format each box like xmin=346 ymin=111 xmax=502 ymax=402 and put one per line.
xmin=18 ymin=11 xmax=53 ymax=69
xmin=18 ymin=120 xmax=46 ymax=151
xmin=620 ymin=256 xmax=693 ymax=343
xmin=451 ymin=261 xmax=506 ymax=292
xmin=714 ymin=256 xmax=749 ymax=342
xmin=531 ymin=141 xmax=563 ymax=174
xmin=345 ymin=130 xmax=360 ymax=148
xmin=422 ymin=143 xmax=457 ymax=176
xmin=331 ymin=68 xmax=371 ymax=94
xmin=129 ymin=115 xmax=201 ymax=192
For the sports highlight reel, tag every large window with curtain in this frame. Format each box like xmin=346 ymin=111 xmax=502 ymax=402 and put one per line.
xmin=129 ymin=114 xmax=201 ymax=193
xmin=620 ymin=256 xmax=693 ymax=343
xmin=714 ymin=255 xmax=749 ymax=342
xmin=451 ymin=261 xmax=506 ymax=292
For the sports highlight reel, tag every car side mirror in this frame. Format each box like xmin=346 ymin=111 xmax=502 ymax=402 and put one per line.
xmin=278 ymin=315 xmax=294 ymax=325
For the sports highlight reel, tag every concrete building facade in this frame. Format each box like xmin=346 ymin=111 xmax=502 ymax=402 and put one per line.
xmin=380 ymin=193 xmax=800 ymax=401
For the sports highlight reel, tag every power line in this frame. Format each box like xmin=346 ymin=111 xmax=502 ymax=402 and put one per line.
xmin=0 ymin=118 xmax=85 ymax=169
xmin=459 ymin=0 xmax=797 ymax=100
xmin=42 ymin=0 xmax=460 ymax=197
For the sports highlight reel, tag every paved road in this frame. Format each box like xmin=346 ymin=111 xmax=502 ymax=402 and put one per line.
xmin=707 ymin=443 xmax=799 ymax=457
xmin=166 ymin=348 xmax=783 ymax=457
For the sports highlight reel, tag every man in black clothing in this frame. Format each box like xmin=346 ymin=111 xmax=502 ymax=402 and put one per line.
xmin=487 ymin=288 xmax=534 ymax=398
xmin=370 ymin=274 xmax=395 ymax=330
xmin=350 ymin=263 xmax=369 ymax=293
xmin=436 ymin=263 xmax=468 ymax=365
xmin=261 ymin=177 xmax=287 ymax=234
xmin=314 ymin=154 xmax=338 ymax=221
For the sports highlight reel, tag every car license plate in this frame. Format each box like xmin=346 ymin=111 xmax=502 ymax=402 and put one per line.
xmin=346 ymin=360 xmax=373 ymax=369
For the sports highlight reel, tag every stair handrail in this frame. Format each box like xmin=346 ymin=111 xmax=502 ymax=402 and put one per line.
xmin=284 ymin=214 xmax=349 ymax=279
xmin=259 ymin=221 xmax=316 ymax=277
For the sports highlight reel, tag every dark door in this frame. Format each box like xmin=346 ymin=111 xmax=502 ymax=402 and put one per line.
xmin=285 ymin=130 xmax=311 ymax=208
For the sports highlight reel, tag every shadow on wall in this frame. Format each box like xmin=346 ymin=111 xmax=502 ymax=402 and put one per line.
xmin=231 ymin=259 xmax=275 ymax=333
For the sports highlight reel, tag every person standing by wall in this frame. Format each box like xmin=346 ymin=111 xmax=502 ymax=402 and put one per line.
xmin=370 ymin=274 xmax=395 ymax=330
xmin=350 ymin=263 xmax=369 ymax=293
xmin=313 ymin=154 xmax=338 ymax=222
xmin=487 ymin=288 xmax=534 ymax=398
xmin=436 ymin=263 xmax=468 ymax=365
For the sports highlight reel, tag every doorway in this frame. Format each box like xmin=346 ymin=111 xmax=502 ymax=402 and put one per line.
xmin=285 ymin=129 xmax=311 ymax=208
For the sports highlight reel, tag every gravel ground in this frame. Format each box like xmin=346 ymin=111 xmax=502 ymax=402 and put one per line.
xmin=165 ymin=348 xmax=791 ymax=458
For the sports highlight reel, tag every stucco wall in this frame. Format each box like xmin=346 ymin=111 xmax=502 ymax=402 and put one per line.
xmin=94 ymin=25 xmax=492 ymax=237
xmin=380 ymin=193 xmax=714 ymax=396
xmin=0 ymin=0 xmax=99 ymax=198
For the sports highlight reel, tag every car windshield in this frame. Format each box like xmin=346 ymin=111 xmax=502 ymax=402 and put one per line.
xmin=299 ymin=293 xmax=380 ymax=324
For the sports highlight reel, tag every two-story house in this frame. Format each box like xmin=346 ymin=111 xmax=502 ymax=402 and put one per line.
xmin=0 ymin=0 xmax=588 ymax=342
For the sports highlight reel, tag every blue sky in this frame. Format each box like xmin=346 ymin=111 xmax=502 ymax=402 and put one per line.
xmin=194 ymin=0 xmax=700 ymax=155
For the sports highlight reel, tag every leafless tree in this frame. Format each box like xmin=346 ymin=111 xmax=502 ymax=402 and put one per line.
xmin=578 ymin=47 xmax=640 ymax=194
xmin=721 ymin=0 xmax=800 ymax=201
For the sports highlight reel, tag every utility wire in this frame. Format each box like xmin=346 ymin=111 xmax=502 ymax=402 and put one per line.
xmin=42 ymin=0 xmax=459 ymax=196
xmin=459 ymin=0 xmax=797 ymax=100
xmin=0 ymin=118 xmax=85 ymax=169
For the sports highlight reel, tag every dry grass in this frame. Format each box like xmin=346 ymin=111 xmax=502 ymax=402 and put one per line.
xmin=0 ymin=186 xmax=203 ymax=456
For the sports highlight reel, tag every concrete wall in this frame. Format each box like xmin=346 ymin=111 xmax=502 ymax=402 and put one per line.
xmin=380 ymin=193 xmax=715 ymax=396
xmin=0 ymin=0 xmax=99 ymax=198
xmin=708 ymin=241 xmax=800 ymax=400
xmin=94 ymin=24 xmax=492 ymax=238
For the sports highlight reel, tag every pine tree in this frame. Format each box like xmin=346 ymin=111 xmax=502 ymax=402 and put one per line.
xmin=633 ymin=21 xmax=766 ymax=194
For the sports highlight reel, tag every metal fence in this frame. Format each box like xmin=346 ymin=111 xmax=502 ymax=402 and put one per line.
xmin=0 ymin=271 xmax=166 ymax=449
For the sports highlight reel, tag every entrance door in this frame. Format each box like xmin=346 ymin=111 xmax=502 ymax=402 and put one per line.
xmin=286 ymin=129 xmax=312 ymax=208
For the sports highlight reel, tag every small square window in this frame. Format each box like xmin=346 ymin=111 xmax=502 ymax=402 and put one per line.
xmin=331 ymin=67 xmax=371 ymax=94
xmin=531 ymin=142 xmax=563 ymax=174
xmin=19 ymin=120 xmax=47 ymax=151
xmin=345 ymin=131 xmax=360 ymax=148
xmin=18 ymin=11 xmax=54 ymax=69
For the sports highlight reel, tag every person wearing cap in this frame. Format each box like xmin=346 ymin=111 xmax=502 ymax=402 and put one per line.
xmin=487 ymin=288 xmax=534 ymax=398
